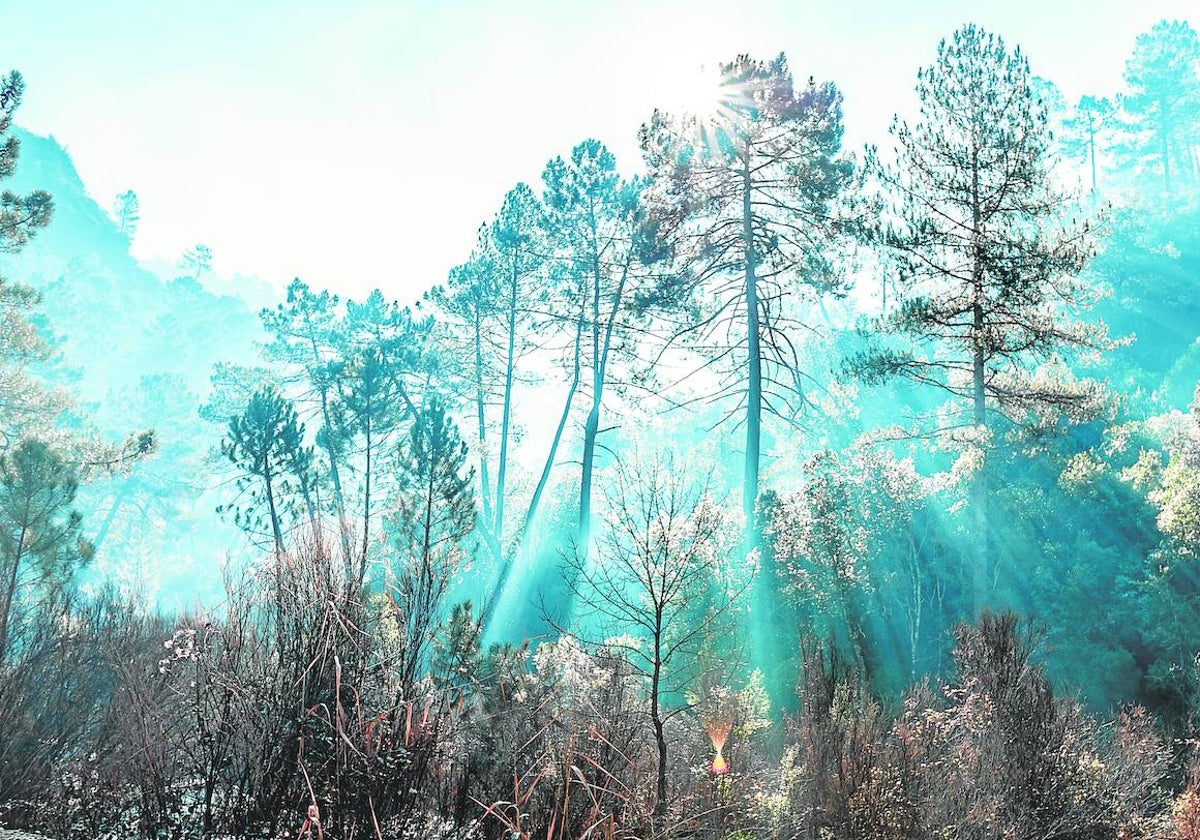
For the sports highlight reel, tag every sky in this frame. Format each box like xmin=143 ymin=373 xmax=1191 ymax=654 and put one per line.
xmin=1 ymin=0 xmax=1195 ymax=302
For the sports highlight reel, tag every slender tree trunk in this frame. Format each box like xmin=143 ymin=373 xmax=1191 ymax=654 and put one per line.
xmin=523 ymin=301 xmax=583 ymax=543
xmin=470 ymin=309 xmax=503 ymax=568
xmin=742 ymin=153 xmax=762 ymax=529
xmin=579 ymin=404 xmax=600 ymax=546
xmin=317 ymin=384 xmax=345 ymax=529
xmin=970 ymin=146 xmax=989 ymax=615
xmin=263 ymin=456 xmax=284 ymax=557
xmin=482 ymin=297 xmax=584 ymax=628
xmin=740 ymin=144 xmax=789 ymax=710
xmin=300 ymin=479 xmax=324 ymax=576
xmin=494 ymin=258 xmax=519 ymax=549
xmin=301 ymin=309 xmax=353 ymax=565
xmin=408 ymin=450 xmax=440 ymax=688
xmin=651 ymin=607 xmax=668 ymax=831
xmin=360 ymin=412 xmax=372 ymax=587
xmin=473 ymin=309 xmax=494 ymax=530
xmin=91 ymin=480 xmax=132 ymax=555
xmin=578 ymin=259 xmax=628 ymax=555
xmin=972 ymin=309 xmax=986 ymax=425
xmin=0 ymin=528 xmax=27 ymax=666
xmin=579 ymin=249 xmax=603 ymax=555
xmin=262 ymin=454 xmax=287 ymax=642
xmin=484 ymin=259 xmax=520 ymax=631
xmin=1089 ymin=128 xmax=1097 ymax=195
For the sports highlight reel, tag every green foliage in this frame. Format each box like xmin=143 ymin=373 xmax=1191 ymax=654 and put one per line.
xmin=7 ymin=20 xmax=1200 ymax=839
xmin=0 ymin=72 xmax=52 ymax=253
xmin=178 ymin=242 xmax=212 ymax=279
xmin=431 ymin=599 xmax=482 ymax=697
xmin=1121 ymin=19 xmax=1200 ymax=195
xmin=539 ymin=138 xmax=652 ymax=549
xmin=0 ymin=438 xmax=88 ymax=661
xmin=857 ymin=24 xmax=1105 ymax=434
xmin=219 ymin=386 xmax=315 ymax=549
xmin=387 ymin=396 xmax=476 ymax=686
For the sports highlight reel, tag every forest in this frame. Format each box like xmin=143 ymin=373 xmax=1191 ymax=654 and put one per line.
xmin=1 ymin=16 xmax=1200 ymax=840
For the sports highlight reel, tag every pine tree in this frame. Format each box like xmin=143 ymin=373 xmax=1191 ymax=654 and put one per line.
xmin=387 ymin=397 xmax=476 ymax=687
xmin=340 ymin=290 xmax=432 ymax=585
xmin=260 ymin=279 xmax=355 ymax=560
xmin=179 ymin=243 xmax=213 ymax=280
xmin=220 ymin=387 xmax=315 ymax=553
xmin=1062 ymin=95 xmax=1116 ymax=195
xmin=852 ymin=25 xmax=1105 ymax=610
xmin=0 ymin=70 xmax=58 ymax=447
xmin=113 ymin=189 xmax=139 ymax=239
xmin=638 ymin=53 xmax=855 ymax=527
xmin=0 ymin=73 xmax=51 ymax=253
xmin=1120 ymin=20 xmax=1200 ymax=197
xmin=427 ymin=249 xmax=501 ymax=549
xmin=0 ymin=439 xmax=88 ymax=665
xmin=486 ymin=184 xmax=545 ymax=554
xmin=430 ymin=187 xmax=545 ymax=622
xmin=538 ymin=139 xmax=655 ymax=553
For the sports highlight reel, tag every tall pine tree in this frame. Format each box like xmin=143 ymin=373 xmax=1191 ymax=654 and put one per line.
xmin=638 ymin=54 xmax=855 ymax=528
xmin=853 ymin=25 xmax=1105 ymax=611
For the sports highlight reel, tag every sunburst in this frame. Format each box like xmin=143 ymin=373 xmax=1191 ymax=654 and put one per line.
xmin=672 ymin=63 xmax=726 ymax=122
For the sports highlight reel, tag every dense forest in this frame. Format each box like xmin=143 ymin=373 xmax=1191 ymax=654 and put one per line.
xmin=2 ymin=17 xmax=1200 ymax=840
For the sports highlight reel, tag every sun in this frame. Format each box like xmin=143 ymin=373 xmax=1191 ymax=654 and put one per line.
xmin=650 ymin=58 xmax=727 ymax=123
xmin=673 ymin=63 xmax=726 ymax=121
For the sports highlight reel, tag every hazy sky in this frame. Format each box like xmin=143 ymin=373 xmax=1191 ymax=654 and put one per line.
xmin=2 ymin=0 xmax=1194 ymax=301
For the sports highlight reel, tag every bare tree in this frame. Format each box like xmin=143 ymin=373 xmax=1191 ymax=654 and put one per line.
xmin=561 ymin=450 xmax=749 ymax=831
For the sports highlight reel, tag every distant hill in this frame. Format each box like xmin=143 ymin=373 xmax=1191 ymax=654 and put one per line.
xmin=0 ymin=128 xmax=274 ymax=606
xmin=4 ymin=128 xmax=267 ymax=399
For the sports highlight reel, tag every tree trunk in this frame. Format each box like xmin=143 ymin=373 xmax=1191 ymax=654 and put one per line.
xmin=0 ymin=527 xmax=27 ymax=666
xmin=360 ymin=411 xmax=372 ymax=587
xmin=302 ymin=308 xmax=352 ymax=566
xmin=651 ymin=608 xmax=668 ymax=832
xmin=579 ymin=403 xmax=600 ymax=549
xmin=970 ymin=144 xmax=989 ymax=615
xmin=261 ymin=453 xmax=287 ymax=642
xmin=482 ymin=297 xmax=584 ymax=628
xmin=91 ymin=480 xmax=132 ymax=556
xmin=263 ymin=454 xmax=284 ymax=557
xmin=473 ymin=309 xmax=494 ymax=532
xmin=523 ymin=302 xmax=583 ymax=543
xmin=470 ymin=308 xmax=504 ymax=569
xmin=578 ymin=258 xmax=628 ymax=555
xmin=742 ymin=153 xmax=762 ymax=529
xmin=494 ymin=257 xmax=519 ymax=550
xmin=404 ymin=451 xmax=440 ymax=689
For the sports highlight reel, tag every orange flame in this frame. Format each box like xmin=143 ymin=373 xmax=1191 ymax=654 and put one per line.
xmin=704 ymin=717 xmax=732 ymax=776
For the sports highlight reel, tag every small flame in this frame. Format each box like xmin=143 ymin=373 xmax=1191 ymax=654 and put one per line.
xmin=705 ymin=718 xmax=732 ymax=776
